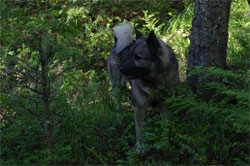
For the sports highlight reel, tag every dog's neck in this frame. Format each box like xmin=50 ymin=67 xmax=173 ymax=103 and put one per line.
xmin=135 ymin=77 xmax=166 ymax=95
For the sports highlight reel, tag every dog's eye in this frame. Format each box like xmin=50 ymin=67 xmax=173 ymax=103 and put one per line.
xmin=134 ymin=54 xmax=141 ymax=61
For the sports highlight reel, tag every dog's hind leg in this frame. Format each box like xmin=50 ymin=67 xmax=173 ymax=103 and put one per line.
xmin=111 ymin=82 xmax=123 ymax=110
xmin=159 ymin=103 xmax=169 ymax=122
xmin=160 ymin=86 xmax=177 ymax=121
xmin=108 ymin=60 xmax=123 ymax=110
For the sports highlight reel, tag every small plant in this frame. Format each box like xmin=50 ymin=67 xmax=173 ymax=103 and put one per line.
xmin=0 ymin=0 xmax=249 ymax=165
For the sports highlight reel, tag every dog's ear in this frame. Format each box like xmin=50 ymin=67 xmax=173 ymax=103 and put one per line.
xmin=146 ymin=31 xmax=160 ymax=55
xmin=135 ymin=29 xmax=143 ymax=40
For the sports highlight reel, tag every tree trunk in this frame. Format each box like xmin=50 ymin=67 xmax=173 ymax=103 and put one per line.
xmin=187 ymin=0 xmax=232 ymax=89
xmin=40 ymin=33 xmax=53 ymax=152
xmin=41 ymin=59 xmax=53 ymax=151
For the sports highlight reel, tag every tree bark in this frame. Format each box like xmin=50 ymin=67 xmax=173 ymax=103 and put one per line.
xmin=187 ymin=0 xmax=232 ymax=89
xmin=41 ymin=60 xmax=52 ymax=151
xmin=40 ymin=33 xmax=53 ymax=152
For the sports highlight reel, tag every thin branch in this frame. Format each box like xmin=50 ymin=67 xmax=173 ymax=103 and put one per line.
xmin=3 ymin=73 xmax=43 ymax=95
xmin=0 ymin=109 xmax=27 ymax=130
xmin=23 ymin=84 xmax=43 ymax=95
xmin=19 ymin=104 xmax=43 ymax=120
xmin=15 ymin=60 xmax=43 ymax=85
xmin=0 ymin=92 xmax=42 ymax=101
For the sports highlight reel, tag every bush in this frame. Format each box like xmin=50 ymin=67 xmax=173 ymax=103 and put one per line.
xmin=0 ymin=0 xmax=249 ymax=165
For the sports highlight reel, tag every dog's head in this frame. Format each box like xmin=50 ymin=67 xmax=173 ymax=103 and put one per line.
xmin=120 ymin=30 xmax=162 ymax=79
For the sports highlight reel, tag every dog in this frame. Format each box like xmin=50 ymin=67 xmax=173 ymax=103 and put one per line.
xmin=108 ymin=23 xmax=179 ymax=153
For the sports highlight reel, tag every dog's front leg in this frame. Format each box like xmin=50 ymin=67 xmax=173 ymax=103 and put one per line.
xmin=134 ymin=104 xmax=147 ymax=154
xmin=132 ymin=83 xmax=150 ymax=154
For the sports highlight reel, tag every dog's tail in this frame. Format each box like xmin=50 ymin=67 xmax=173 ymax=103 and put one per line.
xmin=114 ymin=23 xmax=133 ymax=54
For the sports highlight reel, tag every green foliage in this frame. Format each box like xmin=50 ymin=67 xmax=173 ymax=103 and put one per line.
xmin=163 ymin=66 xmax=249 ymax=165
xmin=227 ymin=0 xmax=250 ymax=70
xmin=0 ymin=0 xmax=249 ymax=165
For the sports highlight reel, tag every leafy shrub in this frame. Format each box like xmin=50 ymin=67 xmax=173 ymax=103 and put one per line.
xmin=162 ymin=65 xmax=249 ymax=165
xmin=0 ymin=0 xmax=249 ymax=165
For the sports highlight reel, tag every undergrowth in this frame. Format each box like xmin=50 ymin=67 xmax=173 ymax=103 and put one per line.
xmin=0 ymin=0 xmax=249 ymax=165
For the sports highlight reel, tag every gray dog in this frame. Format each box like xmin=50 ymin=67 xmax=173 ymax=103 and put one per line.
xmin=108 ymin=23 xmax=179 ymax=153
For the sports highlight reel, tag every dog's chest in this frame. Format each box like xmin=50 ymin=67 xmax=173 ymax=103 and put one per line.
xmin=134 ymin=79 xmax=167 ymax=95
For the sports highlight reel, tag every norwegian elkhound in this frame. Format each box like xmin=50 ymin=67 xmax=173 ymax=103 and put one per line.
xmin=108 ymin=23 xmax=179 ymax=153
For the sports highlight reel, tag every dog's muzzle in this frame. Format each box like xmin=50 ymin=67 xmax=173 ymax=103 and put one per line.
xmin=120 ymin=66 xmax=134 ymax=79
xmin=120 ymin=65 xmax=149 ymax=80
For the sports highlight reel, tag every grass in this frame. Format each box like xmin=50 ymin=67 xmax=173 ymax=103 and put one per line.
xmin=0 ymin=0 xmax=249 ymax=165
